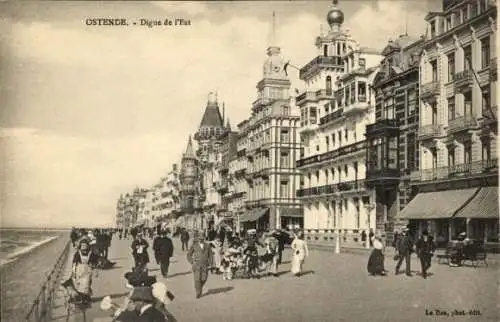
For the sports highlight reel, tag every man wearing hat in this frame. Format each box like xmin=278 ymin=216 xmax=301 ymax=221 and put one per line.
xmin=395 ymin=227 xmax=414 ymax=277
xmin=115 ymin=286 xmax=166 ymax=322
xmin=153 ymin=229 xmax=174 ymax=278
xmin=131 ymin=232 xmax=150 ymax=271
xmin=415 ymin=230 xmax=436 ymax=278
xmin=187 ymin=231 xmax=213 ymax=299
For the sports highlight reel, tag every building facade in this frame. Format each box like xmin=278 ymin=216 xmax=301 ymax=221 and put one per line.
xmin=366 ymin=35 xmax=424 ymax=243
xmin=179 ymin=136 xmax=201 ymax=213
xmin=237 ymin=42 xmax=303 ymax=232
xmin=194 ymin=93 xmax=228 ymax=229
xmin=296 ymin=1 xmax=382 ymax=245
xmin=116 ymin=194 xmax=126 ymax=229
xmin=398 ymin=0 xmax=498 ymax=244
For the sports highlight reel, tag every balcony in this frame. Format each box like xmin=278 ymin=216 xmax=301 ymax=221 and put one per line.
xmin=410 ymin=159 xmax=498 ymax=183
xmin=296 ymin=180 xmax=366 ymax=198
xmin=365 ymin=168 xmax=400 ymax=186
xmin=296 ymin=89 xmax=334 ymax=107
xmin=234 ymin=168 xmax=246 ymax=177
xmin=365 ymin=119 xmax=399 ymax=137
xmin=299 ymin=56 xmax=344 ymax=80
xmin=216 ymin=181 xmax=228 ymax=193
xmin=343 ymin=98 xmax=370 ymax=115
xmin=453 ymin=70 xmax=473 ymax=90
xmin=296 ymin=140 xmax=366 ymax=168
xmin=319 ymin=108 xmax=343 ymax=126
xmin=420 ymin=81 xmax=440 ymax=100
xmin=418 ymin=124 xmax=443 ymax=140
xmin=448 ymin=114 xmax=477 ymax=134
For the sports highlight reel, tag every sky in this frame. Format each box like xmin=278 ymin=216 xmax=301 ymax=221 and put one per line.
xmin=0 ymin=0 xmax=439 ymax=228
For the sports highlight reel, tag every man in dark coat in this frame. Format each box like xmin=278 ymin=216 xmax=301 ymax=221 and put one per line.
xmin=187 ymin=232 xmax=213 ymax=299
xmin=153 ymin=230 xmax=174 ymax=277
xmin=415 ymin=231 xmax=436 ymax=278
xmin=395 ymin=228 xmax=413 ymax=276
xmin=180 ymin=229 xmax=190 ymax=251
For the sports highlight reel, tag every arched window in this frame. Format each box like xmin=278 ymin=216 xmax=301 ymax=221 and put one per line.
xmin=326 ymin=76 xmax=332 ymax=95
xmin=323 ymin=44 xmax=328 ymax=56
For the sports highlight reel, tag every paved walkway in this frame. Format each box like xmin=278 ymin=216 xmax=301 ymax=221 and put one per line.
xmin=52 ymin=237 xmax=499 ymax=322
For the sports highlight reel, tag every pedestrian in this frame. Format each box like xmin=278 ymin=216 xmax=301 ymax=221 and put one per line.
xmin=131 ymin=232 xmax=150 ymax=271
xmin=275 ymin=230 xmax=285 ymax=265
xmin=395 ymin=227 xmax=413 ymax=276
xmin=71 ymin=239 xmax=99 ymax=304
xmin=415 ymin=231 xmax=436 ymax=278
xmin=153 ymin=229 xmax=174 ymax=278
xmin=290 ymin=231 xmax=309 ymax=277
xmin=361 ymin=230 xmax=367 ymax=247
xmin=264 ymin=231 xmax=279 ymax=277
xmin=187 ymin=231 xmax=213 ymax=299
xmin=180 ymin=229 xmax=190 ymax=252
xmin=368 ymin=229 xmax=374 ymax=247
xmin=210 ymin=237 xmax=223 ymax=274
xmin=367 ymin=232 xmax=387 ymax=276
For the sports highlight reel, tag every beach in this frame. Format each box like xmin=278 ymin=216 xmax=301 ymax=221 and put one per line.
xmin=0 ymin=231 xmax=69 ymax=322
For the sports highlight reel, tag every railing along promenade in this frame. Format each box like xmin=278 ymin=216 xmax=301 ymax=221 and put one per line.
xmin=25 ymin=240 xmax=71 ymax=322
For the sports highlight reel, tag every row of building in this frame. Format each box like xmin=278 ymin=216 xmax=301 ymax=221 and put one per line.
xmin=116 ymin=0 xmax=498 ymax=247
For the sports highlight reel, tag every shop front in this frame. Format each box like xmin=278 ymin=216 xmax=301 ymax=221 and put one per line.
xmin=279 ymin=207 xmax=304 ymax=230
xmin=239 ymin=208 xmax=269 ymax=234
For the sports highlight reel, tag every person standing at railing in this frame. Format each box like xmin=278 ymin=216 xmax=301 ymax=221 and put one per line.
xmin=72 ymin=239 xmax=99 ymax=304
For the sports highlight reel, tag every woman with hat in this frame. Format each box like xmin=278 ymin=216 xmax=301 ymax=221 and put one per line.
xmin=71 ymin=238 xmax=99 ymax=303
xmin=114 ymin=286 xmax=166 ymax=322
xmin=131 ymin=231 xmax=150 ymax=271
xmin=367 ymin=231 xmax=387 ymax=276
xmin=290 ymin=231 xmax=309 ymax=277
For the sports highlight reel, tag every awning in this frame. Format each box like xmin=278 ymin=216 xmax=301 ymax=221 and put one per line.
xmin=454 ymin=186 xmax=499 ymax=219
xmin=239 ymin=208 xmax=268 ymax=223
xmin=280 ymin=207 xmax=303 ymax=218
xmin=397 ymin=188 xmax=479 ymax=220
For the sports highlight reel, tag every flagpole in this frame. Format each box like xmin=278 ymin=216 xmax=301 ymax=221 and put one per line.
xmin=454 ymin=35 xmax=496 ymax=121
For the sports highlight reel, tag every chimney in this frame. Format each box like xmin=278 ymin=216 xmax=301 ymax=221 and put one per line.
xmin=173 ymin=163 xmax=178 ymax=172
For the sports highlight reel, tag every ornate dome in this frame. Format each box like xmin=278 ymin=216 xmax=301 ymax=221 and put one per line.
xmin=326 ymin=0 xmax=344 ymax=26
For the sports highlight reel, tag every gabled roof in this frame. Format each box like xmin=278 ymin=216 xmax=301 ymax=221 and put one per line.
xmin=199 ymin=101 xmax=224 ymax=128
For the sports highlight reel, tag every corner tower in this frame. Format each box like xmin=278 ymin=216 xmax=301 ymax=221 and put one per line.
xmin=179 ymin=135 xmax=199 ymax=212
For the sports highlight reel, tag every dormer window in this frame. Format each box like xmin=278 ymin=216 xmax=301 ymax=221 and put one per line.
xmin=430 ymin=21 xmax=436 ymax=38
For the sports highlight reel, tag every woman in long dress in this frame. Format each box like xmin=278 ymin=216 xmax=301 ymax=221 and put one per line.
xmin=367 ymin=233 xmax=387 ymax=276
xmin=290 ymin=232 xmax=309 ymax=277
xmin=72 ymin=239 xmax=99 ymax=303
xmin=211 ymin=238 xmax=222 ymax=274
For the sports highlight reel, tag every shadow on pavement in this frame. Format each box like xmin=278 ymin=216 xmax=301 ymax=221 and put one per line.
xmin=149 ymin=268 xmax=160 ymax=272
xmin=91 ymin=292 xmax=130 ymax=303
xmin=275 ymin=270 xmax=289 ymax=277
xmin=108 ymin=257 xmax=128 ymax=261
xmin=280 ymin=260 xmax=291 ymax=264
xmin=204 ymin=286 xmax=234 ymax=297
xmin=300 ymin=270 xmax=315 ymax=276
xmin=168 ymin=271 xmax=192 ymax=278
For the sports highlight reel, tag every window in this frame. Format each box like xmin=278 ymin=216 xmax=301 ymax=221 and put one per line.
xmin=353 ymin=162 xmax=358 ymax=180
xmin=324 ymin=169 xmax=329 ymax=183
xmin=323 ymin=45 xmax=328 ymax=57
xmin=464 ymin=142 xmax=472 ymax=165
xmin=479 ymin=0 xmax=487 ymax=13
xmin=388 ymin=136 xmax=398 ymax=169
xmin=482 ymin=139 xmax=491 ymax=162
xmin=354 ymin=198 xmax=360 ymax=229
xmin=481 ymin=37 xmax=490 ymax=69
xmin=462 ymin=7 xmax=468 ymax=22
xmin=447 ymin=53 xmax=455 ymax=82
xmin=448 ymin=147 xmax=455 ymax=167
xmin=407 ymin=133 xmax=416 ymax=170
xmin=448 ymin=98 xmax=456 ymax=120
xmin=309 ymin=107 xmax=317 ymax=124
xmin=280 ymin=129 xmax=289 ymax=142
xmin=470 ymin=1 xmax=478 ymax=17
xmin=344 ymin=165 xmax=348 ymax=177
xmin=331 ymin=133 xmax=336 ymax=147
xmin=430 ymin=60 xmax=438 ymax=82
xmin=280 ymin=152 xmax=289 ymax=168
xmin=324 ymin=103 xmax=329 ymax=114
xmin=431 ymin=102 xmax=438 ymax=124
xmin=407 ymin=88 xmax=417 ymax=115
xmin=282 ymin=105 xmax=289 ymax=115
xmin=384 ymin=97 xmax=395 ymax=119
xmin=464 ymin=91 xmax=472 ymax=116
xmin=344 ymin=129 xmax=348 ymax=141
xmin=325 ymin=136 xmax=329 ymax=150
xmin=280 ymin=181 xmax=289 ymax=198
xmin=432 ymin=148 xmax=438 ymax=169
xmin=463 ymin=45 xmax=472 ymax=70
xmin=482 ymin=87 xmax=491 ymax=114
xmin=430 ymin=21 xmax=436 ymax=38
xmin=338 ymin=131 xmax=342 ymax=146
xmin=326 ymin=76 xmax=332 ymax=96
xmin=358 ymin=81 xmax=367 ymax=102
xmin=446 ymin=16 xmax=452 ymax=30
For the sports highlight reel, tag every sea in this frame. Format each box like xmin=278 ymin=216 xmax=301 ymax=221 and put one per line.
xmin=0 ymin=228 xmax=67 ymax=266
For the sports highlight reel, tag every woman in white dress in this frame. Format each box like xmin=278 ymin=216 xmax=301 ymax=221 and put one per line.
xmin=290 ymin=231 xmax=309 ymax=276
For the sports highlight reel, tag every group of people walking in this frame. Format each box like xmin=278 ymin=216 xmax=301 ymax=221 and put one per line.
xmin=367 ymin=227 xmax=437 ymax=279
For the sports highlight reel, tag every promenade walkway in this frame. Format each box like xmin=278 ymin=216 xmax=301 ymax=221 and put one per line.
xmin=52 ymin=237 xmax=499 ymax=322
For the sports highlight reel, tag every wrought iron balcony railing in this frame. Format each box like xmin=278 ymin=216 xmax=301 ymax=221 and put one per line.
xmin=418 ymin=124 xmax=443 ymax=140
xmin=420 ymin=81 xmax=440 ymax=98
xmin=410 ymin=158 xmax=498 ymax=182
xmin=453 ymin=69 xmax=473 ymax=88
xmin=296 ymin=140 xmax=366 ymax=168
xmin=448 ymin=114 xmax=477 ymax=133
xmin=296 ymin=179 xmax=367 ymax=198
